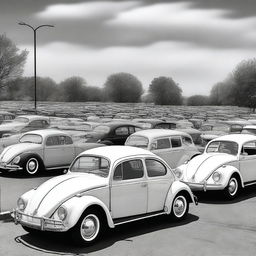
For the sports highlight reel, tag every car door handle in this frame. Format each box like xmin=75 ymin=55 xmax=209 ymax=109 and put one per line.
xmin=141 ymin=183 xmax=147 ymax=187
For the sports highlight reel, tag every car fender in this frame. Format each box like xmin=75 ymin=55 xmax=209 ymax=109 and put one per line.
xmin=165 ymin=180 xmax=196 ymax=214
xmin=62 ymin=195 xmax=114 ymax=229
xmin=18 ymin=152 xmax=44 ymax=168
xmin=210 ymin=165 xmax=244 ymax=188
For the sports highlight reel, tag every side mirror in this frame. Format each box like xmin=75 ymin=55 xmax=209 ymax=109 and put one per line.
xmin=63 ymin=169 xmax=68 ymax=174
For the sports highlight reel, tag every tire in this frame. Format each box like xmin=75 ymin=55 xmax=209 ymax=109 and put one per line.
xmin=171 ymin=194 xmax=189 ymax=221
xmin=23 ymin=157 xmax=40 ymax=175
xmin=70 ymin=210 xmax=103 ymax=246
xmin=224 ymin=176 xmax=240 ymax=200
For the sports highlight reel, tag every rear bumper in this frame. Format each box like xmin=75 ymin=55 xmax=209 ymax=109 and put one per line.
xmin=13 ymin=210 xmax=67 ymax=232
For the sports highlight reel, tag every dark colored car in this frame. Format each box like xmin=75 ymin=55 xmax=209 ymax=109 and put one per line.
xmin=85 ymin=122 xmax=143 ymax=145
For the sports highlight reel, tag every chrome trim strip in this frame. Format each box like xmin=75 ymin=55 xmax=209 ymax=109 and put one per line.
xmin=114 ymin=211 xmax=166 ymax=226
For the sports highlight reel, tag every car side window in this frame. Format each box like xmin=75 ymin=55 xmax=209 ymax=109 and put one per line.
xmin=128 ymin=126 xmax=135 ymax=134
xmin=156 ymin=138 xmax=171 ymax=149
xmin=231 ymin=124 xmax=243 ymax=133
xmin=113 ymin=159 xmax=144 ymax=180
xmin=182 ymin=136 xmax=192 ymax=145
xmin=65 ymin=136 xmax=73 ymax=145
xmin=46 ymin=136 xmax=60 ymax=146
xmin=146 ymin=159 xmax=167 ymax=177
xmin=171 ymin=136 xmax=182 ymax=148
xmin=242 ymin=141 xmax=256 ymax=156
xmin=115 ymin=126 xmax=129 ymax=136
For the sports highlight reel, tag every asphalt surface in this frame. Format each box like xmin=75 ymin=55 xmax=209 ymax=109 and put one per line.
xmin=1 ymin=171 xmax=256 ymax=256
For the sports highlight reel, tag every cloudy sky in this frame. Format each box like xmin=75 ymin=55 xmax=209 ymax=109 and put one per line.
xmin=1 ymin=0 xmax=256 ymax=96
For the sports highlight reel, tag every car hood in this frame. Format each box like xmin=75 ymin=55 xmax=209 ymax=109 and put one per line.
xmin=24 ymin=173 xmax=108 ymax=217
xmin=0 ymin=143 xmax=40 ymax=163
xmin=182 ymin=153 xmax=237 ymax=183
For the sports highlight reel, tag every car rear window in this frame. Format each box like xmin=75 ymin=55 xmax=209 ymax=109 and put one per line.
xmin=125 ymin=135 xmax=149 ymax=149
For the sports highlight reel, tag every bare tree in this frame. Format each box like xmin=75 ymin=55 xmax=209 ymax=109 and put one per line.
xmin=0 ymin=34 xmax=28 ymax=88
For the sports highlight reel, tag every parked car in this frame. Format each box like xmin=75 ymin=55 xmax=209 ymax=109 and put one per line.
xmin=0 ymin=115 xmax=50 ymax=138
xmin=0 ymin=129 xmax=103 ymax=175
xmin=85 ymin=122 xmax=143 ymax=145
xmin=125 ymin=129 xmax=200 ymax=168
xmin=175 ymin=134 xmax=256 ymax=199
xmin=0 ymin=111 xmax=15 ymax=124
xmin=241 ymin=125 xmax=256 ymax=135
xmin=132 ymin=118 xmax=177 ymax=129
xmin=13 ymin=146 xmax=197 ymax=245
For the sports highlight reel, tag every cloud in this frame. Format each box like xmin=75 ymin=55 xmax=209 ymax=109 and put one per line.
xmin=106 ymin=2 xmax=256 ymax=49
xmin=35 ymin=1 xmax=139 ymax=20
xmin=20 ymin=41 xmax=256 ymax=96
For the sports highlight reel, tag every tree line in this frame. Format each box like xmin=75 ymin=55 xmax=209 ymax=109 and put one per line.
xmin=1 ymin=34 xmax=256 ymax=109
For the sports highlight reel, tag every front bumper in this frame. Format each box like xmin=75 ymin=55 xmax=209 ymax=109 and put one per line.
xmin=0 ymin=162 xmax=22 ymax=171
xmin=184 ymin=181 xmax=224 ymax=192
xmin=13 ymin=210 xmax=66 ymax=232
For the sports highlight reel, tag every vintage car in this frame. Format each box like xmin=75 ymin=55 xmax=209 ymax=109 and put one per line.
xmin=0 ymin=129 xmax=103 ymax=175
xmin=132 ymin=118 xmax=177 ymax=129
xmin=13 ymin=146 xmax=197 ymax=245
xmin=0 ymin=115 xmax=50 ymax=138
xmin=85 ymin=121 xmax=143 ymax=145
xmin=175 ymin=134 xmax=256 ymax=199
xmin=125 ymin=129 xmax=200 ymax=168
xmin=241 ymin=125 xmax=256 ymax=135
xmin=0 ymin=111 xmax=15 ymax=124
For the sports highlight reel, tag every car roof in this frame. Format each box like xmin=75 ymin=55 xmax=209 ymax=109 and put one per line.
xmin=24 ymin=129 xmax=68 ymax=137
xmin=96 ymin=121 xmax=141 ymax=128
xmin=129 ymin=129 xmax=190 ymax=139
xmin=16 ymin=115 xmax=50 ymax=121
xmin=243 ymin=125 xmax=256 ymax=129
xmin=211 ymin=134 xmax=256 ymax=144
xmin=79 ymin=145 xmax=155 ymax=162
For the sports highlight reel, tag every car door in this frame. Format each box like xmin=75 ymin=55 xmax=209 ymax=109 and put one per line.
xmin=145 ymin=158 xmax=173 ymax=212
xmin=44 ymin=135 xmax=75 ymax=168
xmin=111 ymin=159 xmax=147 ymax=219
xmin=239 ymin=141 xmax=256 ymax=183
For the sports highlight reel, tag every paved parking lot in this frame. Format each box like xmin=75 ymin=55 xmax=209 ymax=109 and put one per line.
xmin=1 ymin=172 xmax=256 ymax=255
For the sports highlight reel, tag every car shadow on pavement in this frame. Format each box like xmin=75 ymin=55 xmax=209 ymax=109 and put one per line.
xmin=0 ymin=169 xmax=64 ymax=179
xmin=195 ymin=184 xmax=256 ymax=205
xmin=15 ymin=213 xmax=199 ymax=254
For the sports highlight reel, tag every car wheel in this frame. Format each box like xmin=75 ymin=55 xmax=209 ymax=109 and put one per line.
xmin=71 ymin=210 xmax=103 ymax=245
xmin=224 ymin=176 xmax=239 ymax=199
xmin=23 ymin=157 xmax=40 ymax=175
xmin=171 ymin=194 xmax=189 ymax=221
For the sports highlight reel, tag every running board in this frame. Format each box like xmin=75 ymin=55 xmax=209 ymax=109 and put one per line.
xmin=113 ymin=211 xmax=167 ymax=226
xmin=244 ymin=180 xmax=256 ymax=186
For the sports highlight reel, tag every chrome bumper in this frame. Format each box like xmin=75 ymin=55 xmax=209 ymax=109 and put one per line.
xmin=0 ymin=163 xmax=22 ymax=171
xmin=184 ymin=182 xmax=224 ymax=191
xmin=13 ymin=210 xmax=66 ymax=232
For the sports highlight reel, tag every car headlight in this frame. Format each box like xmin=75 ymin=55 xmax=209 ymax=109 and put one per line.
xmin=212 ymin=171 xmax=221 ymax=182
xmin=12 ymin=156 xmax=21 ymax=164
xmin=174 ymin=168 xmax=183 ymax=179
xmin=17 ymin=198 xmax=26 ymax=211
xmin=57 ymin=206 xmax=67 ymax=221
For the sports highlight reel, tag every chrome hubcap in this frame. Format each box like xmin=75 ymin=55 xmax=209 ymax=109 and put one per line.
xmin=80 ymin=214 xmax=99 ymax=241
xmin=26 ymin=158 xmax=38 ymax=174
xmin=228 ymin=178 xmax=238 ymax=196
xmin=173 ymin=196 xmax=187 ymax=218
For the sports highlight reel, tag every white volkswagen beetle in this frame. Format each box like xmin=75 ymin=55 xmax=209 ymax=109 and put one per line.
xmin=175 ymin=134 xmax=256 ymax=199
xmin=13 ymin=146 xmax=197 ymax=245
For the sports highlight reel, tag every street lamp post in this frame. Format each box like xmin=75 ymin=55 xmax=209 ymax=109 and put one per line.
xmin=18 ymin=22 xmax=54 ymax=112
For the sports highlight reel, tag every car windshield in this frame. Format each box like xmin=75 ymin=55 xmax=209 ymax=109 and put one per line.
xmin=19 ymin=134 xmax=42 ymax=144
xmin=70 ymin=156 xmax=110 ymax=177
xmin=14 ymin=117 xmax=29 ymax=123
xmin=206 ymin=141 xmax=238 ymax=155
xmin=125 ymin=135 xmax=149 ymax=149
xmin=93 ymin=125 xmax=110 ymax=133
